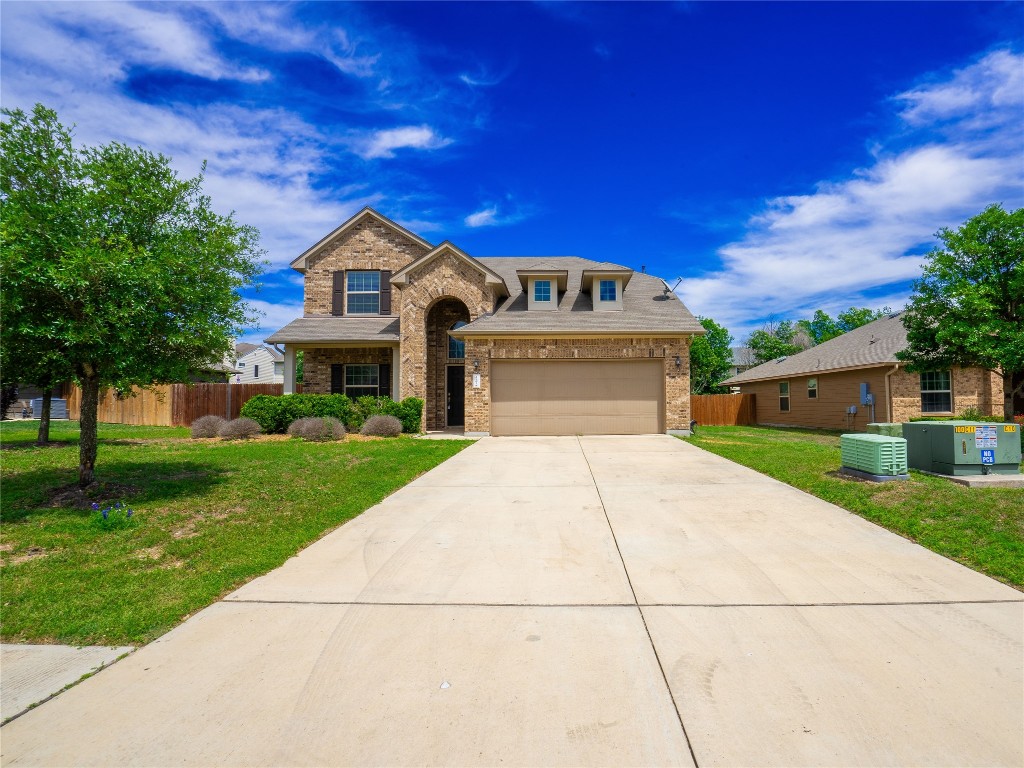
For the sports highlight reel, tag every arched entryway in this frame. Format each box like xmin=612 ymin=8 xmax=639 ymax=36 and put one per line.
xmin=425 ymin=298 xmax=470 ymax=430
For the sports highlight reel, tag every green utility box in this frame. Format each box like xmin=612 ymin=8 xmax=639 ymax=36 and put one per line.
xmin=902 ymin=421 xmax=1022 ymax=476
xmin=840 ymin=434 xmax=908 ymax=476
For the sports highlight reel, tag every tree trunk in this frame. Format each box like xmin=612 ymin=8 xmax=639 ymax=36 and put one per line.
xmin=79 ymin=372 xmax=100 ymax=487
xmin=36 ymin=388 xmax=52 ymax=446
xmin=1005 ymin=371 xmax=1022 ymax=422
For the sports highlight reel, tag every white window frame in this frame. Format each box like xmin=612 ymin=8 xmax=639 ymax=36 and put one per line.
xmin=347 ymin=271 xmax=380 ymax=315
xmin=599 ymin=279 xmax=616 ymax=302
xmin=920 ymin=371 xmax=952 ymax=413
xmin=807 ymin=377 xmax=818 ymax=399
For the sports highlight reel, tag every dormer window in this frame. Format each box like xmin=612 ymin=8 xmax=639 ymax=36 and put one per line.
xmin=517 ymin=266 xmax=566 ymax=311
xmin=582 ymin=266 xmax=631 ymax=311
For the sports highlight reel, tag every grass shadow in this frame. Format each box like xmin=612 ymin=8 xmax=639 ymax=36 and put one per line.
xmin=1 ymin=459 xmax=229 ymax=523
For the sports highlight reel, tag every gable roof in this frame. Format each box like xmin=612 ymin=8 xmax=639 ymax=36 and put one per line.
xmin=289 ymin=207 xmax=433 ymax=273
xmin=391 ymin=242 xmax=511 ymax=297
xmin=722 ymin=313 xmax=909 ymax=385
xmin=455 ymin=257 xmax=703 ymax=336
xmin=265 ymin=317 xmax=400 ymax=345
xmin=234 ymin=342 xmax=259 ymax=358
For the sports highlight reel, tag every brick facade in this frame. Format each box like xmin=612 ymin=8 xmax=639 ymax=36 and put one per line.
xmin=395 ymin=248 xmax=495 ymax=425
xmin=303 ymin=218 xmax=429 ymax=316
xmin=425 ymin=299 xmax=471 ymax=429
xmin=302 ymin=347 xmax=394 ymax=395
xmin=890 ymin=366 xmax=1002 ymax=423
xmin=463 ymin=336 xmax=692 ymax=434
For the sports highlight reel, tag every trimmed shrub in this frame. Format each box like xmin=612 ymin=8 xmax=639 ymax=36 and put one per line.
xmin=361 ymin=414 xmax=402 ymax=437
xmin=218 ymin=417 xmax=262 ymax=440
xmin=191 ymin=415 xmax=226 ymax=439
xmin=346 ymin=396 xmax=423 ymax=433
xmin=240 ymin=393 xmax=352 ymax=434
xmin=288 ymin=416 xmax=346 ymax=442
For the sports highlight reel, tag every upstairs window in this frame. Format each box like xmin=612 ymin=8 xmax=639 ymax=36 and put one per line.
xmin=253 ymin=365 xmax=259 ymax=379
xmin=807 ymin=378 xmax=818 ymax=399
xmin=599 ymin=280 xmax=617 ymax=302
xmin=534 ymin=280 xmax=551 ymax=303
xmin=779 ymin=381 xmax=791 ymax=412
xmin=448 ymin=321 xmax=467 ymax=359
xmin=920 ymin=371 xmax=952 ymax=413
xmin=347 ymin=271 xmax=380 ymax=314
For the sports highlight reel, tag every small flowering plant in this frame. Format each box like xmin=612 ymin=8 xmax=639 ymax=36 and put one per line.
xmin=90 ymin=501 xmax=138 ymax=531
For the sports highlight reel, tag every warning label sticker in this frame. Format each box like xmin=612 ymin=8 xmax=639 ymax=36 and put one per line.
xmin=975 ymin=425 xmax=997 ymax=449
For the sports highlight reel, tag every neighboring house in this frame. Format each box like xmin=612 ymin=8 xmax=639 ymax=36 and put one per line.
xmin=234 ymin=345 xmax=284 ymax=384
xmin=266 ymin=207 xmax=704 ymax=435
xmin=727 ymin=346 xmax=755 ymax=380
xmin=721 ymin=312 xmax=1003 ymax=431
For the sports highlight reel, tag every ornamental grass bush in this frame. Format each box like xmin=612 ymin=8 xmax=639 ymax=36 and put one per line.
xmin=360 ymin=414 xmax=403 ymax=437
xmin=240 ymin=393 xmax=423 ymax=434
xmin=218 ymin=417 xmax=262 ymax=440
xmin=287 ymin=416 xmax=346 ymax=442
xmin=190 ymin=415 xmax=226 ymax=439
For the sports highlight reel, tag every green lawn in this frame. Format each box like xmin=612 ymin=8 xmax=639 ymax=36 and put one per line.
xmin=0 ymin=420 xmax=469 ymax=645
xmin=684 ymin=426 xmax=1024 ymax=590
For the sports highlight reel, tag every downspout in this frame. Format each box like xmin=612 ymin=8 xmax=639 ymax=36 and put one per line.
xmin=884 ymin=364 xmax=899 ymax=423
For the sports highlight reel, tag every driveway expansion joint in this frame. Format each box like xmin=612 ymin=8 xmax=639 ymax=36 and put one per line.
xmin=577 ymin=436 xmax=702 ymax=768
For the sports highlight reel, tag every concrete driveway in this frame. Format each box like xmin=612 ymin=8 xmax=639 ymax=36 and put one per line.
xmin=2 ymin=436 xmax=1021 ymax=767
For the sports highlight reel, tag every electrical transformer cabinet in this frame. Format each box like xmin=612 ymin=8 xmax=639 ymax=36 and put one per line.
xmin=902 ymin=421 xmax=1021 ymax=476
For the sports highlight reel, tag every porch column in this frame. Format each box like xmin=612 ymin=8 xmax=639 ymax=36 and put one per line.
xmin=392 ymin=345 xmax=401 ymax=400
xmin=283 ymin=345 xmax=297 ymax=394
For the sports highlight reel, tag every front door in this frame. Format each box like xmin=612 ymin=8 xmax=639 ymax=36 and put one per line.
xmin=446 ymin=365 xmax=465 ymax=427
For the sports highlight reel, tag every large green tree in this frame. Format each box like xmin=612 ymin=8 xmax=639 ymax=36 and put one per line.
xmin=689 ymin=316 xmax=734 ymax=394
xmin=897 ymin=204 xmax=1023 ymax=420
xmin=746 ymin=319 xmax=803 ymax=365
xmin=1 ymin=104 xmax=264 ymax=485
xmin=798 ymin=306 xmax=890 ymax=346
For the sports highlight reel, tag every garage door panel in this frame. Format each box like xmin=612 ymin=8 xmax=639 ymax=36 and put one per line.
xmin=491 ymin=360 xmax=663 ymax=436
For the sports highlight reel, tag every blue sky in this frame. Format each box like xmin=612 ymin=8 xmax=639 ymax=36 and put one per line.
xmin=2 ymin=1 xmax=1022 ymax=345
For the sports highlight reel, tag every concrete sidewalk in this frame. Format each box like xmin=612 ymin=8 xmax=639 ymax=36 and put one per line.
xmin=2 ymin=435 xmax=1021 ymax=766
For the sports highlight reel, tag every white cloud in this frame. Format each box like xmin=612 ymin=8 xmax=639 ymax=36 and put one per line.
xmin=241 ymin=298 xmax=307 ymax=340
xmin=678 ymin=49 xmax=1024 ymax=341
xmin=465 ymin=206 xmax=499 ymax=227
xmin=352 ymin=125 xmax=453 ymax=160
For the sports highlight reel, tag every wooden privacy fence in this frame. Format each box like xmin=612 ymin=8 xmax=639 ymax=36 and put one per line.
xmin=691 ymin=393 xmax=756 ymax=426
xmin=66 ymin=383 xmax=297 ymax=427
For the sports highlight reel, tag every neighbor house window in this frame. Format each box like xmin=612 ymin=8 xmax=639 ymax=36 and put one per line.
xmin=920 ymin=371 xmax=952 ymax=413
xmin=807 ymin=378 xmax=818 ymax=399
xmin=253 ymin=365 xmax=259 ymax=379
xmin=599 ymin=280 xmax=616 ymax=302
xmin=448 ymin=321 xmax=467 ymax=359
xmin=345 ymin=364 xmax=379 ymax=398
xmin=779 ymin=381 xmax=790 ymax=412
xmin=347 ymin=271 xmax=380 ymax=314
xmin=238 ymin=362 xmax=246 ymax=368
xmin=534 ymin=280 xmax=551 ymax=303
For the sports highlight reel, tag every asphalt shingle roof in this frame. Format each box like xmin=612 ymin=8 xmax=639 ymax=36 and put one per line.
xmin=264 ymin=317 xmax=400 ymax=344
xmin=722 ymin=313 xmax=909 ymax=385
xmin=264 ymin=257 xmax=702 ymax=344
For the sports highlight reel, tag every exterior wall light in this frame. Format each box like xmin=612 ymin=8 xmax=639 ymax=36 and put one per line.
xmin=674 ymin=355 xmax=682 ymax=368
xmin=473 ymin=360 xmax=479 ymax=371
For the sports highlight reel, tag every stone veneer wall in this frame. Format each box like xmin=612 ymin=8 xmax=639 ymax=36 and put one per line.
xmin=302 ymin=347 xmax=395 ymax=394
xmin=890 ymin=366 xmax=1003 ymax=422
xmin=395 ymin=249 xmax=494 ymax=425
xmin=304 ymin=218 xmax=429 ymax=316
xmin=424 ymin=299 xmax=471 ymax=429
xmin=462 ymin=336 xmax=692 ymax=434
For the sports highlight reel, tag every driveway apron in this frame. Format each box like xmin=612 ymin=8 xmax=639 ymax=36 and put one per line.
xmin=1 ymin=435 xmax=1021 ymax=767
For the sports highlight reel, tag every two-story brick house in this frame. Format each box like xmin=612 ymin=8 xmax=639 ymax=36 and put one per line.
xmin=266 ymin=208 xmax=704 ymax=436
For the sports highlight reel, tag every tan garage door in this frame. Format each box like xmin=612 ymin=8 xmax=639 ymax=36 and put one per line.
xmin=490 ymin=359 xmax=664 ymax=436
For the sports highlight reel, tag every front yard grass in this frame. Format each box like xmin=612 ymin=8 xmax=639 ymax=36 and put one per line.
xmin=1 ymin=420 xmax=469 ymax=645
xmin=685 ymin=426 xmax=1024 ymax=590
